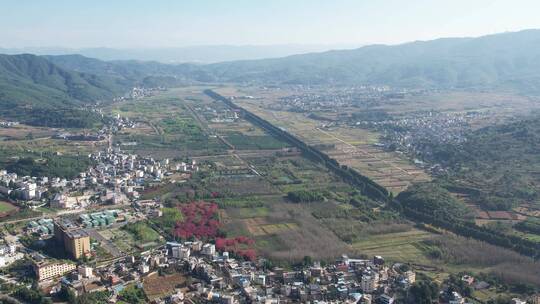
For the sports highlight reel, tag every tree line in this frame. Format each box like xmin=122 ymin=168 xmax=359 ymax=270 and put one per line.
xmin=395 ymin=184 xmax=540 ymax=259
xmin=205 ymin=89 xmax=540 ymax=260
xmin=204 ymin=90 xmax=390 ymax=203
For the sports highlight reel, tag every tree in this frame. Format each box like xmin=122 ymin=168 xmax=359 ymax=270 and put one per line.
xmin=57 ymin=285 xmax=77 ymax=304
xmin=302 ymin=255 xmax=313 ymax=267
xmin=407 ymin=279 xmax=439 ymax=304
xmin=119 ymin=285 xmax=146 ymax=304
xmin=13 ymin=286 xmax=49 ymax=304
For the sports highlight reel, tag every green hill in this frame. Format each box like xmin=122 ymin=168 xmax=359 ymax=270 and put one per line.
xmin=44 ymin=54 xmax=213 ymax=85
xmin=4 ymin=29 xmax=540 ymax=127
xmin=0 ymin=54 xmax=127 ymax=127
xmin=43 ymin=30 xmax=540 ymax=94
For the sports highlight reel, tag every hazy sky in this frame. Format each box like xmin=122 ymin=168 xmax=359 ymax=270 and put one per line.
xmin=2 ymin=0 xmax=540 ymax=48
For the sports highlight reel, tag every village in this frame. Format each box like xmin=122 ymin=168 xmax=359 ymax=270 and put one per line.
xmin=0 ymin=116 xmax=492 ymax=304
xmin=0 ymin=141 xmax=411 ymax=304
xmin=0 ymin=140 xmax=534 ymax=304
xmin=0 ymin=90 xmax=538 ymax=304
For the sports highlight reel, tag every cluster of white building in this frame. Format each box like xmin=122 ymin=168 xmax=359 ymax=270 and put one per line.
xmin=0 ymin=243 xmax=23 ymax=267
xmin=0 ymin=146 xmax=200 ymax=213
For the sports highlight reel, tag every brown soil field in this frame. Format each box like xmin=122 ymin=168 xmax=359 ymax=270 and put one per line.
xmin=0 ymin=124 xmax=56 ymax=140
xmin=143 ymin=272 xmax=187 ymax=301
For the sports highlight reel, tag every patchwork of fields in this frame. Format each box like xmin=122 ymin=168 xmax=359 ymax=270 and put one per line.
xmin=216 ymin=87 xmax=430 ymax=194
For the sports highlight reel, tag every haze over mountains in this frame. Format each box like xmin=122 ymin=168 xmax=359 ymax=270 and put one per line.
xmin=202 ymin=29 xmax=540 ymax=92
xmin=2 ymin=29 xmax=540 ymax=125
xmin=47 ymin=29 xmax=540 ymax=92
xmin=0 ymin=44 xmax=360 ymax=64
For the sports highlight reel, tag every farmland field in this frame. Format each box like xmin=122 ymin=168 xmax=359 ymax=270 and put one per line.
xmin=108 ymin=86 xmax=296 ymax=160
xmin=0 ymin=200 xmax=16 ymax=213
xmin=108 ymin=87 xmax=229 ymax=158
xmin=352 ymin=229 xmax=434 ymax=264
xmin=226 ymin=206 xmax=270 ymax=219
xmin=0 ymin=123 xmax=56 ymax=140
xmin=221 ymin=198 xmax=356 ymax=261
xmin=214 ymin=86 xmax=431 ymax=194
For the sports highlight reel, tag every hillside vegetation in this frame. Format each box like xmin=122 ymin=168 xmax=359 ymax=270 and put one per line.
xmin=426 ymin=117 xmax=540 ymax=210
xmin=0 ymin=54 xmax=126 ymax=127
xmin=40 ymin=30 xmax=540 ymax=95
xmin=204 ymin=30 xmax=540 ymax=93
xmin=45 ymin=54 xmax=212 ymax=85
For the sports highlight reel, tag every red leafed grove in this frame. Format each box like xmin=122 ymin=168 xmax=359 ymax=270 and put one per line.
xmin=215 ymin=236 xmax=257 ymax=261
xmin=173 ymin=201 xmax=220 ymax=240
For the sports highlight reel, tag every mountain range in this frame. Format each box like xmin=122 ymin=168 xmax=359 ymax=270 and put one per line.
xmin=0 ymin=44 xmax=360 ymax=64
xmin=202 ymin=29 xmax=540 ymax=92
xmin=44 ymin=29 xmax=540 ymax=92
xmin=2 ymin=29 xmax=540 ymax=127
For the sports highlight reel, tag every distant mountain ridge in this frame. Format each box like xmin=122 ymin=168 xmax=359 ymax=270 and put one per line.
xmin=201 ymin=29 xmax=540 ymax=92
xmin=2 ymin=29 xmax=540 ymax=127
xmin=43 ymin=30 xmax=540 ymax=93
xmin=1 ymin=44 xmax=360 ymax=63
xmin=43 ymin=54 xmax=215 ymax=88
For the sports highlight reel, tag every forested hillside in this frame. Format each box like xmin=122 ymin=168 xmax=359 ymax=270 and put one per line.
xmin=40 ymin=30 xmax=540 ymax=94
xmin=45 ymin=54 xmax=214 ymax=84
xmin=0 ymin=54 xmax=126 ymax=127
xmin=426 ymin=117 xmax=540 ymax=211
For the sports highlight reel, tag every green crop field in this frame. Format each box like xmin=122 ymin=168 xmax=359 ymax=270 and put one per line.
xmin=122 ymin=222 xmax=161 ymax=243
xmin=0 ymin=201 xmax=16 ymax=213
xmin=352 ymin=229 xmax=434 ymax=264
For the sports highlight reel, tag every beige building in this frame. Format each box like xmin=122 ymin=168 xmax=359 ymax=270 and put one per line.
xmin=54 ymin=219 xmax=91 ymax=259
xmin=404 ymin=270 xmax=416 ymax=283
xmin=360 ymin=273 xmax=379 ymax=293
xmin=33 ymin=260 xmax=76 ymax=281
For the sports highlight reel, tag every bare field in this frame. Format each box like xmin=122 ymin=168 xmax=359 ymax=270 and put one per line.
xmin=244 ymin=217 xmax=298 ymax=236
xmin=224 ymin=201 xmax=355 ymax=261
xmin=1 ymin=137 xmax=106 ymax=156
xmin=143 ymin=272 xmax=186 ymax=301
xmin=0 ymin=124 xmax=56 ymax=140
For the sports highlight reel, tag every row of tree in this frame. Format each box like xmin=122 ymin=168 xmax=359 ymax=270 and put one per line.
xmin=205 ymin=90 xmax=540 ymax=260
xmin=204 ymin=90 xmax=390 ymax=203
xmin=286 ymin=190 xmax=325 ymax=203
xmin=514 ymin=218 xmax=540 ymax=235
xmin=395 ymin=185 xmax=540 ymax=259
